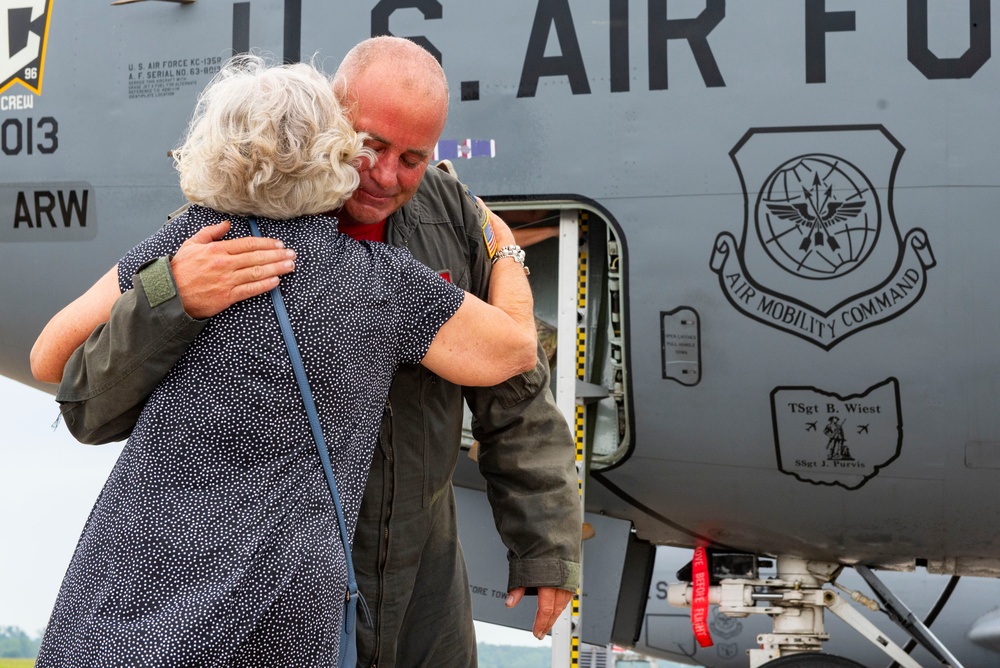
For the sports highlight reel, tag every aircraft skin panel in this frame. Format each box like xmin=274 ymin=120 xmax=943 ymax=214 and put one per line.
xmin=608 ymin=457 xmax=951 ymax=562
xmin=590 ymin=181 xmax=1000 ymax=570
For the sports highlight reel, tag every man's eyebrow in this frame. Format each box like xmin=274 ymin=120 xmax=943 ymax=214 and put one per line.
xmin=365 ymin=132 xmax=432 ymax=160
xmin=364 ymin=131 xmax=392 ymax=145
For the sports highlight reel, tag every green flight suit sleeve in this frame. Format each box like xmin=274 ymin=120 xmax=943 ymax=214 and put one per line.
xmin=56 ymin=257 xmax=206 ymax=444
xmin=455 ymin=183 xmax=582 ymax=593
xmin=465 ymin=346 xmax=582 ymax=593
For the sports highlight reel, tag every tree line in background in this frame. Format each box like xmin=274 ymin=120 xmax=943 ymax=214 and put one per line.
xmin=0 ymin=628 xmax=554 ymax=665
xmin=0 ymin=627 xmax=40 ymax=659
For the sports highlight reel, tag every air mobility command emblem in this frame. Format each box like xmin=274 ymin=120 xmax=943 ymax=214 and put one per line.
xmin=710 ymin=125 xmax=936 ymax=349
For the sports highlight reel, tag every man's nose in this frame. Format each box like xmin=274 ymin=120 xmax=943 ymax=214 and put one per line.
xmin=368 ymin=154 xmax=396 ymax=189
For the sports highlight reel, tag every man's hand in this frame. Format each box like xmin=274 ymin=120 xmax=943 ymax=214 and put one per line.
xmin=171 ymin=220 xmax=297 ymax=319
xmin=505 ymin=586 xmax=574 ymax=640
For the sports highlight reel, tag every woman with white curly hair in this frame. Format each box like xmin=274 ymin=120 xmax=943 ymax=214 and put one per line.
xmin=32 ymin=55 xmax=536 ymax=667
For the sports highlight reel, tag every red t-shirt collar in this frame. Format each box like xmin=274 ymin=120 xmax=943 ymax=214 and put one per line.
xmin=331 ymin=213 xmax=387 ymax=243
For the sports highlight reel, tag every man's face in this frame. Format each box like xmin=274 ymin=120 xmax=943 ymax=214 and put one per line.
xmin=341 ymin=66 xmax=447 ymax=225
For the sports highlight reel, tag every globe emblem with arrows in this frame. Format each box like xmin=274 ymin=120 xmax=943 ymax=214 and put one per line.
xmin=756 ymin=154 xmax=880 ymax=280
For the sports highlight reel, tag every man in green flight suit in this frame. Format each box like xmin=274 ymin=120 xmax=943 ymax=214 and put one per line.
xmin=34 ymin=36 xmax=581 ymax=667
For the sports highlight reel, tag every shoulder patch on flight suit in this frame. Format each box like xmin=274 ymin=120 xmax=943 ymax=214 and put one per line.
xmin=481 ymin=211 xmax=498 ymax=259
xmin=463 ymin=183 xmax=498 ymax=260
xmin=138 ymin=256 xmax=178 ymax=308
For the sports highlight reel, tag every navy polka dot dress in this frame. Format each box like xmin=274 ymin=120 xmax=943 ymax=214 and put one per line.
xmin=37 ymin=205 xmax=464 ymax=667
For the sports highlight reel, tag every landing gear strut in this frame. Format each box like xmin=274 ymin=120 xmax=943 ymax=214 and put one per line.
xmin=667 ymin=555 xmax=964 ymax=668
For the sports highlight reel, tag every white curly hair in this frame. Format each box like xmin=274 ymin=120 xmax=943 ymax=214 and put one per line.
xmin=173 ymin=55 xmax=373 ymax=220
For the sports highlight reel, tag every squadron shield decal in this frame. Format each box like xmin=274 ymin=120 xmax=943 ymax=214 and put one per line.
xmin=0 ymin=0 xmax=52 ymax=96
xmin=771 ymin=378 xmax=902 ymax=490
xmin=710 ymin=126 xmax=936 ymax=349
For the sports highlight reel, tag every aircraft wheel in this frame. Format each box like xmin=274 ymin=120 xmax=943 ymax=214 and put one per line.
xmin=762 ymin=655 xmax=866 ymax=668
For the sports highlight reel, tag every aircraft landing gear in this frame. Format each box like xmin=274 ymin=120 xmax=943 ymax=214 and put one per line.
xmin=667 ymin=554 xmax=963 ymax=668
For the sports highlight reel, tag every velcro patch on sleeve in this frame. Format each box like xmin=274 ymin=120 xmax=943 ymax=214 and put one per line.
xmin=138 ymin=256 xmax=178 ymax=308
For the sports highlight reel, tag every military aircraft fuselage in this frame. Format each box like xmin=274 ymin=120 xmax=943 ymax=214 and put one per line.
xmin=4 ymin=0 xmax=1000 ymax=615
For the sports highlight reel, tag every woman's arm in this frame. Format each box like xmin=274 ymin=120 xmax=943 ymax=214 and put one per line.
xmin=30 ymin=266 xmax=121 ymax=383
xmin=30 ymin=219 xmax=296 ymax=385
xmin=421 ymin=206 xmax=537 ymax=387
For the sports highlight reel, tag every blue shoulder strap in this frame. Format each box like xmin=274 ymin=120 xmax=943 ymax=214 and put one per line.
xmin=248 ymin=216 xmax=360 ymax=668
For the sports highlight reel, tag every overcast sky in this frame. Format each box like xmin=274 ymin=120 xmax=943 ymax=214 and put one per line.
xmin=0 ymin=374 xmax=543 ymax=647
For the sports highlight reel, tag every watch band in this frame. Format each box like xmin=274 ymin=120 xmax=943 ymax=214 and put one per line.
xmin=491 ymin=244 xmax=530 ymax=275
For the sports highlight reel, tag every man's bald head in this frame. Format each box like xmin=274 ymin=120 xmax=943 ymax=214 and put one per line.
xmin=335 ymin=36 xmax=449 ymax=112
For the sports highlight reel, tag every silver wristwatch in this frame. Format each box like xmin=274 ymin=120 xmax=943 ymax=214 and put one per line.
xmin=491 ymin=244 xmax=530 ymax=275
